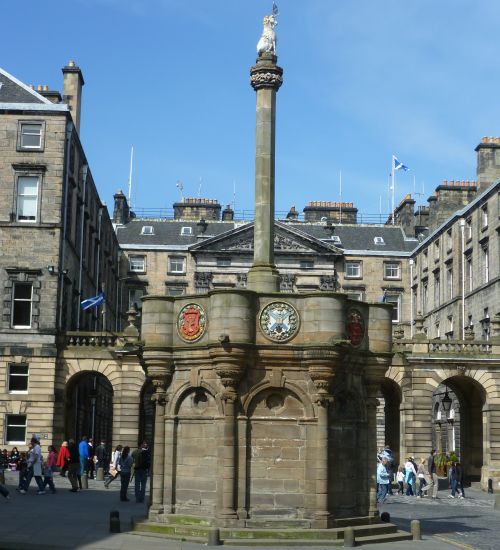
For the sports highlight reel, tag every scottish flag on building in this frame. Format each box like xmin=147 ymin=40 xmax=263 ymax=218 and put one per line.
xmin=393 ymin=156 xmax=410 ymax=172
xmin=80 ymin=292 xmax=105 ymax=310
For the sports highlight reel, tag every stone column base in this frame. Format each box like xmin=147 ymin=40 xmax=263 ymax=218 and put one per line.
xmin=247 ymin=264 xmax=280 ymax=293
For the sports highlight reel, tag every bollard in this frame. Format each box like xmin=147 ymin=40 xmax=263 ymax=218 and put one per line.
xmin=207 ymin=527 xmax=221 ymax=546
xmin=81 ymin=473 xmax=88 ymax=489
xmin=380 ymin=512 xmax=391 ymax=523
xmin=110 ymin=510 xmax=121 ymax=533
xmin=343 ymin=526 xmax=355 ymax=548
xmin=494 ymin=495 xmax=500 ymax=511
xmin=411 ymin=519 xmax=421 ymax=541
xmin=96 ymin=467 xmax=104 ymax=481
xmin=488 ymin=478 xmax=493 ymax=493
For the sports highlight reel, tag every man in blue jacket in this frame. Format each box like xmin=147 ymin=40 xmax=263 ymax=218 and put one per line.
xmin=377 ymin=456 xmax=391 ymax=503
xmin=78 ymin=435 xmax=89 ymax=476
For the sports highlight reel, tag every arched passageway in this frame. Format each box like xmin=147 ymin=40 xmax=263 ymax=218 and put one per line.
xmin=65 ymin=372 xmax=113 ymax=444
xmin=378 ymin=378 xmax=401 ymax=465
xmin=432 ymin=376 xmax=486 ymax=481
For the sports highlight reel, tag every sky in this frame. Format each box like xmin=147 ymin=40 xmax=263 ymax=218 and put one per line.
xmin=4 ymin=0 xmax=500 ymax=221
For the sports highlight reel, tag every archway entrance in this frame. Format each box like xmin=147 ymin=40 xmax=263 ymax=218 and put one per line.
xmin=378 ymin=378 xmax=401 ymax=465
xmin=65 ymin=372 xmax=113 ymax=443
xmin=432 ymin=376 xmax=485 ymax=481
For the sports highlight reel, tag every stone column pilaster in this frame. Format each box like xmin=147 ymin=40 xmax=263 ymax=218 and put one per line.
xmin=365 ymin=392 xmax=380 ymax=518
xmin=247 ymin=52 xmax=283 ymax=293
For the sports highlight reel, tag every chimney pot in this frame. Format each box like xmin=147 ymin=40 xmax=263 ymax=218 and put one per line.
xmin=482 ymin=136 xmax=488 ymax=143
xmin=68 ymin=60 xmax=76 ymax=67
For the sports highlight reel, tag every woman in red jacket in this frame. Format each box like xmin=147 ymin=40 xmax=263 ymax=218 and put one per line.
xmin=56 ymin=441 xmax=70 ymax=477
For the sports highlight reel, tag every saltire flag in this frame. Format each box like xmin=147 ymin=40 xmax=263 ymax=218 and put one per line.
xmin=80 ymin=292 xmax=105 ymax=310
xmin=393 ymin=156 xmax=410 ymax=172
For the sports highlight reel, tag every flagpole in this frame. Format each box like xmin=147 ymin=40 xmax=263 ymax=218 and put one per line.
xmin=339 ymin=170 xmax=342 ymax=224
xmin=391 ymin=155 xmax=395 ymax=225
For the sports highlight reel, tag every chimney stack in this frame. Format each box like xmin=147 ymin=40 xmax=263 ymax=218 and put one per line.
xmin=475 ymin=137 xmax=500 ymax=192
xmin=62 ymin=60 xmax=84 ymax=133
xmin=113 ymin=190 xmax=130 ymax=225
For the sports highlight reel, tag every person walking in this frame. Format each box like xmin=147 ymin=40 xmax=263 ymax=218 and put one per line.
xmin=104 ymin=445 xmax=123 ymax=488
xmin=43 ymin=445 xmax=57 ymax=494
xmin=86 ymin=438 xmax=95 ymax=479
xmin=78 ymin=436 xmax=89 ymax=477
xmin=417 ymin=458 xmax=429 ymax=497
xmin=396 ymin=466 xmax=404 ymax=495
xmin=456 ymin=462 xmax=466 ymax=498
xmin=448 ymin=461 xmax=460 ymax=498
xmin=427 ymin=449 xmax=439 ymax=500
xmin=56 ymin=441 xmax=70 ymax=477
xmin=404 ymin=457 xmax=416 ymax=496
xmin=377 ymin=457 xmax=391 ymax=503
xmin=20 ymin=437 xmax=45 ymax=494
xmin=67 ymin=439 xmax=81 ymax=493
xmin=95 ymin=441 xmax=109 ymax=476
xmin=132 ymin=441 xmax=151 ymax=503
xmin=118 ymin=446 xmax=133 ymax=502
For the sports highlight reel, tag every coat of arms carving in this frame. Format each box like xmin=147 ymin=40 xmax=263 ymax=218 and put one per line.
xmin=260 ymin=301 xmax=299 ymax=342
xmin=177 ymin=303 xmax=207 ymax=342
xmin=347 ymin=309 xmax=365 ymax=347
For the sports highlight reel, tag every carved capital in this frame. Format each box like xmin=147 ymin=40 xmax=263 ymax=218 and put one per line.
xmin=250 ymin=63 xmax=283 ymax=91
xmin=210 ymin=347 xmax=247 ymax=399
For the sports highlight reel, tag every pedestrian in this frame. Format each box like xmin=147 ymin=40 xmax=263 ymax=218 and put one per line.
xmin=417 ymin=458 xmax=429 ymax=497
xmin=404 ymin=456 xmax=416 ymax=496
xmin=456 ymin=462 xmax=466 ymax=498
xmin=67 ymin=439 xmax=81 ymax=492
xmin=17 ymin=452 xmax=28 ymax=491
xmin=377 ymin=457 xmax=390 ymax=503
xmin=448 ymin=461 xmax=460 ymax=498
xmin=118 ymin=446 xmax=133 ymax=502
xmin=1 ymin=449 xmax=10 ymax=470
xmin=9 ymin=447 xmax=20 ymax=471
xmin=56 ymin=441 xmax=70 ymax=477
xmin=104 ymin=445 xmax=123 ymax=488
xmin=43 ymin=445 xmax=57 ymax=494
xmin=20 ymin=437 xmax=46 ymax=494
xmin=132 ymin=441 xmax=151 ymax=503
xmin=95 ymin=440 xmax=109 ymax=475
xmin=78 ymin=436 xmax=89 ymax=477
xmin=396 ymin=466 xmax=404 ymax=494
xmin=427 ymin=449 xmax=439 ymax=499
xmin=86 ymin=438 xmax=95 ymax=479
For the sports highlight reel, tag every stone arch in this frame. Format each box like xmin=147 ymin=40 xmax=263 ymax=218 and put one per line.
xmin=243 ymin=380 xmax=314 ymax=418
xmin=169 ymin=380 xmax=222 ymax=417
xmin=379 ymin=378 xmax=402 ymax=465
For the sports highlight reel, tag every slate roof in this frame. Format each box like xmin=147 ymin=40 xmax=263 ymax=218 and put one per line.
xmin=116 ymin=218 xmax=418 ymax=255
xmin=0 ymin=67 xmax=49 ymax=104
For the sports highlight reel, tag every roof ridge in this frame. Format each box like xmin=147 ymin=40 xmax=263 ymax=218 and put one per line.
xmin=0 ymin=66 xmax=52 ymax=104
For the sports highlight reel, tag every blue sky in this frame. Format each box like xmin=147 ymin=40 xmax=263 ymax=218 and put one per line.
xmin=4 ymin=1 xmax=500 ymax=220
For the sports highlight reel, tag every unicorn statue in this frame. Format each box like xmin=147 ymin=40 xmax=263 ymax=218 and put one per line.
xmin=257 ymin=2 xmax=279 ymax=56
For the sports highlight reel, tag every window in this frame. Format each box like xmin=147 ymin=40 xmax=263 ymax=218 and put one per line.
xmin=8 ymin=364 xmax=29 ymax=393
xmin=446 ymin=266 xmax=453 ymax=299
xmin=128 ymin=288 xmax=145 ymax=310
xmin=11 ymin=282 xmax=33 ymax=328
xmin=422 ymin=281 xmax=428 ymax=314
xmin=180 ymin=226 xmax=193 ymax=236
xmin=466 ymin=255 xmax=473 ymax=292
xmin=141 ymin=225 xmax=154 ymax=235
xmin=384 ymin=262 xmax=401 ymax=279
xmin=434 ymin=272 xmax=440 ymax=307
xmin=447 ymin=315 xmax=454 ymax=336
xmin=374 ymin=236 xmax=385 ymax=245
xmin=466 ymin=218 xmax=472 ymax=240
xmin=166 ymin=287 xmax=185 ymax=297
xmin=5 ymin=414 xmax=26 ymax=444
xmin=446 ymin=229 xmax=452 ymax=251
xmin=300 ymin=260 xmax=314 ymax=270
xmin=129 ymin=255 xmax=146 ymax=273
xmin=482 ymin=308 xmax=490 ymax=341
xmin=345 ymin=261 xmax=361 ymax=278
xmin=346 ymin=291 xmax=363 ymax=301
xmin=482 ymin=205 xmax=488 ymax=228
xmin=168 ymin=256 xmax=185 ymax=274
xmin=482 ymin=246 xmax=489 ymax=283
xmin=18 ymin=122 xmax=43 ymax=149
xmin=16 ymin=175 xmax=39 ymax=222
xmin=435 ymin=322 xmax=440 ymax=338
xmin=423 ymin=249 xmax=428 ymax=270
xmin=384 ymin=293 xmax=400 ymax=322
xmin=217 ymin=257 xmax=231 ymax=267
xmin=434 ymin=239 xmax=440 ymax=261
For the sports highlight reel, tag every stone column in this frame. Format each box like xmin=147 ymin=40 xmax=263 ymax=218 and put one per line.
xmin=307 ymin=356 xmax=336 ymax=527
xmin=365 ymin=392 xmax=380 ymax=518
xmin=211 ymin=348 xmax=247 ymax=524
xmin=247 ymin=52 xmax=283 ymax=293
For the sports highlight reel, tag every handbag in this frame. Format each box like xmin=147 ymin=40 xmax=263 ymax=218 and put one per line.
xmin=109 ymin=465 xmax=117 ymax=477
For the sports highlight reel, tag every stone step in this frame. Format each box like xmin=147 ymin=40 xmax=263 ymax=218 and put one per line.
xmin=245 ymin=518 xmax=311 ymax=529
xmin=355 ymin=530 xmax=414 ymax=545
xmin=161 ymin=514 xmax=213 ymax=526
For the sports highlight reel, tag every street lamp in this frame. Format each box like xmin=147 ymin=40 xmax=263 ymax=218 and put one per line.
xmin=441 ymin=387 xmax=452 ymax=416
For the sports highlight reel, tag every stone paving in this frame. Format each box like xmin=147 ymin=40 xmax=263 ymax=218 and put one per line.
xmin=0 ymin=470 xmax=497 ymax=549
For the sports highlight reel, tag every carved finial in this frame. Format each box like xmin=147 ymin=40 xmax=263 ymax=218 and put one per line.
xmin=257 ymin=3 xmax=279 ymax=55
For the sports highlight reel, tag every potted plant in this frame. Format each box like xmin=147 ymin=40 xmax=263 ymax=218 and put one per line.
xmin=435 ymin=452 xmax=448 ymax=477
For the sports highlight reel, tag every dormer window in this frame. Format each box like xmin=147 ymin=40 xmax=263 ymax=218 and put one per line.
xmin=180 ymin=226 xmax=193 ymax=236
xmin=141 ymin=226 xmax=154 ymax=235
xmin=331 ymin=235 xmax=342 ymax=245
xmin=374 ymin=237 xmax=385 ymax=245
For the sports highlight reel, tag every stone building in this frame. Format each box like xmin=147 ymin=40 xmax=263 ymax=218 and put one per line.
xmin=0 ymin=63 xmax=137 ymax=449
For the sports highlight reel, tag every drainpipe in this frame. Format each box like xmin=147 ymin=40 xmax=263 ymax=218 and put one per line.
xmin=76 ymin=164 xmax=89 ymax=330
xmin=57 ymin=121 xmax=74 ymax=330
xmin=460 ymin=218 xmax=465 ymax=340
xmin=409 ymin=258 xmax=414 ymax=338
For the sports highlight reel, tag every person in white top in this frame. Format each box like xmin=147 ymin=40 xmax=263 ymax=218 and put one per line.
xmin=19 ymin=437 xmax=46 ymax=494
